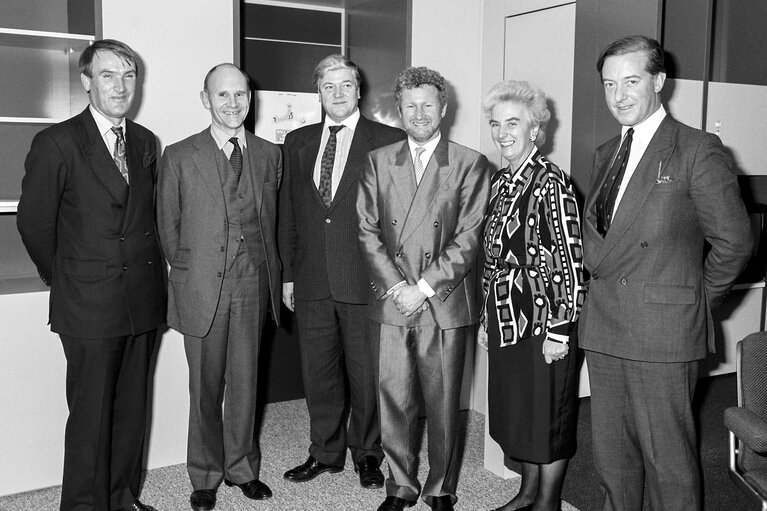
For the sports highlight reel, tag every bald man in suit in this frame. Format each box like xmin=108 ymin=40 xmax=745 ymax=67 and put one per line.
xmin=157 ymin=63 xmax=281 ymax=511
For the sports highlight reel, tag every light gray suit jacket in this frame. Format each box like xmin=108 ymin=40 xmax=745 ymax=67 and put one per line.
xmin=356 ymin=136 xmax=490 ymax=329
xmin=579 ymin=116 xmax=753 ymax=362
xmin=157 ymin=128 xmax=282 ymax=337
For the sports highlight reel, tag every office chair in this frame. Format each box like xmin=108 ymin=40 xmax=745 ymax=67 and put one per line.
xmin=724 ymin=331 xmax=767 ymax=510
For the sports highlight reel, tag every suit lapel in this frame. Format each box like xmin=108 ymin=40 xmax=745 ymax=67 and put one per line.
xmin=399 ymin=137 xmax=452 ymax=244
xmin=389 ymin=140 xmax=417 ymax=223
xmin=296 ymin=125 xmax=324 ymax=207
xmin=592 ymin=117 xmax=678 ymax=267
xmin=333 ymin=116 xmax=372 ymax=208
xmin=121 ymin=120 xmax=154 ymax=230
xmin=245 ymin=132 xmax=265 ymax=215
xmin=77 ymin=109 xmax=129 ymax=207
xmin=191 ymin=129 xmax=225 ymax=212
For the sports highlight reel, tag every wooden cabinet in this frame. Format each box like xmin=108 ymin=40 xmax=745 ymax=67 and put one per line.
xmin=0 ymin=1 xmax=99 ymax=292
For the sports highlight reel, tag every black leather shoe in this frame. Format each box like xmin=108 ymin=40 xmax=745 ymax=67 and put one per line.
xmin=126 ymin=500 xmax=158 ymax=511
xmin=377 ymin=496 xmax=417 ymax=511
xmin=223 ymin=479 xmax=272 ymax=500
xmin=283 ymin=455 xmax=343 ymax=482
xmin=190 ymin=489 xmax=216 ymax=511
xmin=354 ymin=455 xmax=385 ymax=489
xmin=430 ymin=495 xmax=454 ymax=511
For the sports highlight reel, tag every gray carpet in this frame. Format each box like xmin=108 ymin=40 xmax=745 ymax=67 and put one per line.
xmin=0 ymin=400 xmax=579 ymax=510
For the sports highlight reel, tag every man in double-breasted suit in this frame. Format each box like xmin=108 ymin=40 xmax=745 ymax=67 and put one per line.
xmin=357 ymin=67 xmax=490 ymax=511
xmin=579 ymin=36 xmax=753 ymax=511
xmin=157 ymin=63 xmax=281 ymax=511
xmin=279 ymin=55 xmax=406 ymax=489
xmin=17 ymin=39 xmax=165 ymax=511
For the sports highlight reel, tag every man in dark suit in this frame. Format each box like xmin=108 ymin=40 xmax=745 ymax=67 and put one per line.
xmin=16 ymin=39 xmax=165 ymax=511
xmin=157 ymin=63 xmax=282 ymax=511
xmin=357 ymin=66 xmax=490 ymax=511
xmin=279 ymin=54 xmax=406 ymax=489
xmin=579 ymin=35 xmax=753 ymax=511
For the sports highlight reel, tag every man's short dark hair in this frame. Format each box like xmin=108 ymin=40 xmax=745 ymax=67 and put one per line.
xmin=596 ymin=35 xmax=666 ymax=77
xmin=202 ymin=63 xmax=252 ymax=93
xmin=79 ymin=39 xmax=139 ymax=78
xmin=393 ymin=66 xmax=448 ymax=108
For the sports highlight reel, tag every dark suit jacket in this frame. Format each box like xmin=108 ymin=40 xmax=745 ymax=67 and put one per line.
xmin=356 ymin=137 xmax=491 ymax=328
xmin=17 ymin=107 xmax=166 ymax=338
xmin=579 ymin=115 xmax=753 ymax=362
xmin=157 ymin=128 xmax=282 ymax=337
xmin=278 ymin=115 xmax=406 ymax=304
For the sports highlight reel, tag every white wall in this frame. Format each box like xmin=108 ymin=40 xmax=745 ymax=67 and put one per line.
xmin=0 ymin=0 xmax=236 ymax=497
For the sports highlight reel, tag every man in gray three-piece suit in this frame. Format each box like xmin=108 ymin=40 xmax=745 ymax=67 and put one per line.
xmin=157 ymin=64 xmax=282 ymax=511
xmin=579 ymin=36 xmax=753 ymax=511
xmin=357 ymin=67 xmax=490 ymax=511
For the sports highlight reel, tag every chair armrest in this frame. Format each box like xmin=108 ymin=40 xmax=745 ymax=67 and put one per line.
xmin=725 ymin=406 xmax=767 ymax=454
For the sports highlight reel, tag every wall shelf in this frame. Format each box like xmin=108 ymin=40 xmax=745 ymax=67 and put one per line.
xmin=0 ymin=201 xmax=19 ymax=213
xmin=0 ymin=28 xmax=93 ymax=51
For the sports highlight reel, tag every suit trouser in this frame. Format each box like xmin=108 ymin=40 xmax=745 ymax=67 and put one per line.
xmin=295 ymin=297 xmax=381 ymax=466
xmin=586 ymin=350 xmax=702 ymax=511
xmin=374 ymin=322 xmax=466 ymax=506
xmin=59 ymin=331 xmax=157 ymax=511
xmin=184 ymin=256 xmax=268 ymax=490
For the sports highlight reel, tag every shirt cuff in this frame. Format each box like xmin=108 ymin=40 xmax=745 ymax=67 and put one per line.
xmin=386 ymin=280 xmax=407 ymax=296
xmin=417 ymin=278 xmax=436 ymax=298
xmin=547 ymin=332 xmax=570 ymax=344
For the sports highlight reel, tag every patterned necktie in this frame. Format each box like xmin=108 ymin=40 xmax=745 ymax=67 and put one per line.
xmin=414 ymin=146 xmax=426 ymax=185
xmin=111 ymin=126 xmax=129 ymax=184
xmin=596 ymin=127 xmax=634 ymax=236
xmin=229 ymin=137 xmax=243 ymax=181
xmin=318 ymin=125 xmax=344 ymax=207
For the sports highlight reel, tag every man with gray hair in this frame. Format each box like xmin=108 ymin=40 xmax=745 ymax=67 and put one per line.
xmin=279 ymin=54 xmax=405 ymax=489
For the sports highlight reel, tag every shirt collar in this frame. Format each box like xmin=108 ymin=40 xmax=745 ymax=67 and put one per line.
xmin=623 ymin=105 xmax=666 ymax=140
xmin=408 ymin=131 xmax=441 ymax=156
xmin=323 ymin=108 xmax=361 ymax=131
xmin=89 ymin=105 xmax=126 ymax=136
xmin=209 ymin=124 xmax=247 ymax=150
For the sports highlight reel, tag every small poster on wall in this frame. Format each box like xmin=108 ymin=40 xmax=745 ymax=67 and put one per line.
xmin=254 ymin=91 xmax=322 ymax=144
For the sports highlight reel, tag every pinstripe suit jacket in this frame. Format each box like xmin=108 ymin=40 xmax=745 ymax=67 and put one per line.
xmin=278 ymin=115 xmax=405 ymax=304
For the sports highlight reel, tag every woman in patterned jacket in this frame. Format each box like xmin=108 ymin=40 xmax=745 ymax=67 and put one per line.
xmin=480 ymin=80 xmax=586 ymax=511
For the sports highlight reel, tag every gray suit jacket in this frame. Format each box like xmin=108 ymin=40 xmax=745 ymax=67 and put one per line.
xmin=356 ymin=136 xmax=490 ymax=329
xmin=579 ymin=116 xmax=753 ymax=362
xmin=157 ymin=128 xmax=282 ymax=337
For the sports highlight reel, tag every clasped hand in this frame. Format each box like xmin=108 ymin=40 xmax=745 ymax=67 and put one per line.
xmin=542 ymin=338 xmax=569 ymax=364
xmin=392 ymin=285 xmax=429 ymax=317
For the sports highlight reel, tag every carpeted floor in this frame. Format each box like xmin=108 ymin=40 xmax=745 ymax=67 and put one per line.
xmin=0 ymin=373 xmax=751 ymax=511
xmin=0 ymin=401 xmax=577 ymax=511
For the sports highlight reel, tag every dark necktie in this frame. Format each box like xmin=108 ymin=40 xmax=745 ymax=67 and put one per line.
xmin=111 ymin=126 xmax=129 ymax=184
xmin=229 ymin=137 xmax=243 ymax=181
xmin=596 ymin=127 xmax=634 ymax=236
xmin=318 ymin=125 xmax=344 ymax=207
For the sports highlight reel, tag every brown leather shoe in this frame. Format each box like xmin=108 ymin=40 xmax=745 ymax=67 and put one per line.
xmin=190 ymin=489 xmax=216 ymax=510
xmin=354 ymin=455 xmax=385 ymax=489
xmin=283 ymin=455 xmax=343 ymax=482
xmin=223 ymin=478 xmax=272 ymax=500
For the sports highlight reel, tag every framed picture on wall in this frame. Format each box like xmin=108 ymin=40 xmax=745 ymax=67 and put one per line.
xmin=253 ymin=91 xmax=322 ymax=144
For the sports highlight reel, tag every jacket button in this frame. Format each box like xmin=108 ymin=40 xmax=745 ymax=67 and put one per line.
xmin=641 ymin=241 xmax=648 ymax=248
xmin=120 ymin=236 xmax=125 ymax=241
xmin=217 ymin=272 xmax=222 ymax=278
xmin=391 ymin=220 xmax=398 ymax=225
xmin=325 ymin=218 xmax=331 ymax=224
xmin=592 ymin=273 xmax=599 ymax=280
xmin=621 ymin=278 xmax=628 ymax=285
xmin=425 ymin=252 xmax=430 ymax=258
xmin=144 ymin=231 xmax=150 ymax=236
xmin=122 ymin=265 xmax=128 ymax=271
xmin=433 ymin=221 xmax=439 ymax=227
xmin=147 ymin=261 xmax=153 ymax=265
xmin=220 ymin=246 xmax=225 ymax=251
